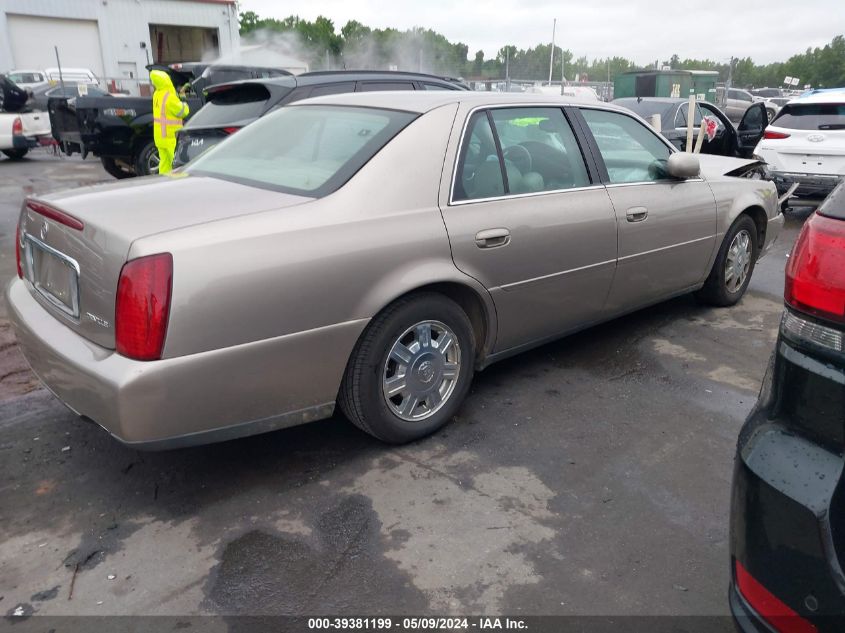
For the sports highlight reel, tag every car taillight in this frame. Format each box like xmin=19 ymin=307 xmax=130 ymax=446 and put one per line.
xmin=222 ymin=126 xmax=241 ymax=135
xmin=12 ymin=117 xmax=23 ymax=136
xmin=735 ymin=561 xmax=817 ymax=633
xmin=785 ymin=212 xmax=845 ymax=325
xmin=115 ymin=253 xmax=173 ymax=361
xmin=15 ymin=222 xmax=22 ymax=279
xmin=26 ymin=200 xmax=84 ymax=231
xmin=763 ymin=130 xmax=790 ymax=139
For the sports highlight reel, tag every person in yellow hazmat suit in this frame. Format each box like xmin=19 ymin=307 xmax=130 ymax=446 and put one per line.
xmin=150 ymin=69 xmax=190 ymax=175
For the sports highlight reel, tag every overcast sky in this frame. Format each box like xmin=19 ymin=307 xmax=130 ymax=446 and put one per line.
xmin=240 ymin=0 xmax=845 ymax=64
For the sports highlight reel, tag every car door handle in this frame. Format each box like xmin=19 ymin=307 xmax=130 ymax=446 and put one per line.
xmin=626 ymin=207 xmax=648 ymax=222
xmin=475 ymin=228 xmax=511 ymax=248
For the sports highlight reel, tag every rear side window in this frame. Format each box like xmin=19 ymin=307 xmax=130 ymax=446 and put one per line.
xmin=308 ymin=82 xmax=356 ymax=98
xmin=453 ymin=107 xmax=589 ymax=202
xmin=357 ymin=82 xmax=416 ymax=92
xmin=581 ymin=108 xmax=672 ymax=184
xmin=423 ymin=83 xmax=453 ymax=91
xmin=186 ymin=105 xmax=417 ymax=197
xmin=188 ymin=84 xmax=277 ymax=127
xmin=772 ymin=104 xmax=845 ymax=130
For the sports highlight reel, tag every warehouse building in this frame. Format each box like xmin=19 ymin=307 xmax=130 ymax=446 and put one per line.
xmin=0 ymin=0 xmax=240 ymax=93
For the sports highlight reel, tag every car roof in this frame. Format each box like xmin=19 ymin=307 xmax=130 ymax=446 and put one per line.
xmin=793 ymin=89 xmax=845 ymax=104
xmin=294 ymin=90 xmax=621 ymax=114
xmin=297 ymin=70 xmax=467 ymax=86
xmin=613 ymin=97 xmax=688 ymax=106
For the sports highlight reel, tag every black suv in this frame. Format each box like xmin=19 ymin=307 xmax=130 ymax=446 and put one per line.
xmin=174 ymin=70 xmax=469 ymax=167
xmin=730 ymin=181 xmax=845 ymax=632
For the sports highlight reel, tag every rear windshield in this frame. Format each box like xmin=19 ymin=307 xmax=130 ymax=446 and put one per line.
xmin=185 ymin=105 xmax=417 ymax=197
xmin=772 ymin=103 xmax=845 ymax=130
xmin=188 ymin=84 xmax=280 ymax=127
xmin=9 ymin=72 xmax=43 ymax=84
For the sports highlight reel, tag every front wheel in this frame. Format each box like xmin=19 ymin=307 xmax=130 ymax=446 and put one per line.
xmin=695 ymin=214 xmax=759 ymax=306
xmin=338 ymin=293 xmax=476 ymax=443
xmin=2 ymin=148 xmax=28 ymax=160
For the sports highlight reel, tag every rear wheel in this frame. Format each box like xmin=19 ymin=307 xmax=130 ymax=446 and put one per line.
xmin=134 ymin=141 xmax=159 ymax=176
xmin=338 ymin=293 xmax=476 ymax=443
xmin=695 ymin=214 xmax=759 ymax=306
xmin=100 ymin=156 xmax=132 ymax=179
xmin=2 ymin=148 xmax=28 ymax=160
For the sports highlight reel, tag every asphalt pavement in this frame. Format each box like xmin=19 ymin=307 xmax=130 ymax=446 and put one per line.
xmin=0 ymin=149 xmax=811 ymax=623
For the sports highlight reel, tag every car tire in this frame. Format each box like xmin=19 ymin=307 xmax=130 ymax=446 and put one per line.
xmin=695 ymin=214 xmax=759 ymax=307
xmin=100 ymin=156 xmax=132 ymax=179
xmin=2 ymin=148 xmax=28 ymax=160
xmin=134 ymin=140 xmax=159 ymax=176
xmin=766 ymin=108 xmax=776 ymax=123
xmin=338 ymin=292 xmax=476 ymax=444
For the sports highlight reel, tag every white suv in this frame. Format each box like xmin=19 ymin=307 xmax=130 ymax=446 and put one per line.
xmin=755 ymin=89 xmax=845 ymax=206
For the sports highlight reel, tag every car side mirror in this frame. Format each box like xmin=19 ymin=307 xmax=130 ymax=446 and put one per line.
xmin=666 ymin=153 xmax=700 ymax=179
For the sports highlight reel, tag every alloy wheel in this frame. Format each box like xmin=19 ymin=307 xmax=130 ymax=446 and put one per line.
xmin=382 ymin=320 xmax=461 ymax=422
xmin=725 ymin=229 xmax=753 ymax=293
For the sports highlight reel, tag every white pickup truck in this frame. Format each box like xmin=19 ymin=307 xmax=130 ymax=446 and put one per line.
xmin=0 ymin=110 xmax=51 ymax=159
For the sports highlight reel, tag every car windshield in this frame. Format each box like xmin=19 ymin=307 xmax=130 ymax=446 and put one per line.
xmin=772 ymin=103 xmax=845 ymax=130
xmin=185 ymin=105 xmax=417 ymax=197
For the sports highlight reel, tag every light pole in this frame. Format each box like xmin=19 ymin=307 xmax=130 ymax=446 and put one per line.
xmin=548 ymin=18 xmax=556 ymax=86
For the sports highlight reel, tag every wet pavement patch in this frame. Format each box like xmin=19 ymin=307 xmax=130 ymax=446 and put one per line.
xmin=29 ymin=586 xmax=59 ymax=602
xmin=206 ymin=495 xmax=428 ymax=614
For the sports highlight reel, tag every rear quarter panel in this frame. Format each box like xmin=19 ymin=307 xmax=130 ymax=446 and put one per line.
xmin=130 ymin=102 xmax=495 ymax=362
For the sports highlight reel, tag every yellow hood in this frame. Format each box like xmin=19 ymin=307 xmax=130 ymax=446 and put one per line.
xmin=150 ymin=69 xmax=175 ymax=92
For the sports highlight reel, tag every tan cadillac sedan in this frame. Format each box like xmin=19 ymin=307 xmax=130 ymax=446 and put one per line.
xmin=8 ymin=92 xmax=783 ymax=448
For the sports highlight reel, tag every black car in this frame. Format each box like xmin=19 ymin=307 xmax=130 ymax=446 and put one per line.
xmin=612 ymin=97 xmax=767 ymax=158
xmin=48 ymin=63 xmax=292 ymax=178
xmin=730 ymin=181 xmax=845 ymax=632
xmin=174 ymin=70 xmax=469 ymax=167
xmin=0 ymin=74 xmax=30 ymax=112
xmin=30 ymin=82 xmax=112 ymax=111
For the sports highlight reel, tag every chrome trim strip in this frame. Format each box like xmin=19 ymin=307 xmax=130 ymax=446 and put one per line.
xmin=605 ymin=178 xmax=704 ymax=189
xmin=617 ymin=235 xmax=714 ymax=262
xmin=500 ymin=258 xmax=616 ymax=291
xmin=450 ymin=184 xmax=606 ymax=206
xmin=22 ymin=233 xmax=81 ymax=319
xmin=448 ymin=103 xmax=598 ymax=206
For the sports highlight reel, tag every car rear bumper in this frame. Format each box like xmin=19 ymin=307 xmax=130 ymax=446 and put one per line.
xmin=768 ymin=170 xmax=843 ymax=201
xmin=730 ymin=340 xmax=845 ymax=630
xmin=6 ymin=277 xmax=367 ymax=449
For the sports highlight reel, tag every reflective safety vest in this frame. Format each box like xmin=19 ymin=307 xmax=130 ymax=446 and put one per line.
xmin=152 ymin=90 xmax=189 ymax=143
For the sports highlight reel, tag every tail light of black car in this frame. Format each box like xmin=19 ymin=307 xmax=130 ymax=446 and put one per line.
xmin=115 ymin=253 xmax=172 ymax=361
xmin=785 ymin=211 xmax=845 ymax=348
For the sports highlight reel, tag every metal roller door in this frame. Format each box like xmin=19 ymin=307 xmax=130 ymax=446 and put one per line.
xmin=6 ymin=14 xmax=105 ymax=78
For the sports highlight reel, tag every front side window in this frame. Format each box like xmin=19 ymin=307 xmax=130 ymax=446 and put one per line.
xmin=674 ymin=103 xmax=703 ymax=128
xmin=357 ymin=82 xmax=416 ymax=92
xmin=581 ymin=108 xmax=672 ymax=184
xmin=186 ymin=105 xmax=416 ymax=196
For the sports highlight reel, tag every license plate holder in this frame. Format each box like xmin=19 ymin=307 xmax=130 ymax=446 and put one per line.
xmin=23 ymin=235 xmax=80 ymax=318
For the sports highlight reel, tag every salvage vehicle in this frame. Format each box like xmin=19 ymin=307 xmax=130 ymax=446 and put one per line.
xmin=730 ymin=181 xmax=845 ymax=633
xmin=174 ymin=70 xmax=469 ymax=167
xmin=7 ymin=69 xmax=48 ymax=92
xmin=612 ymin=97 xmax=767 ymax=157
xmin=8 ymin=92 xmax=782 ymax=449
xmin=754 ymin=89 xmax=845 ymax=207
xmin=0 ymin=75 xmax=51 ymax=159
xmin=30 ymin=82 xmax=113 ymax=112
xmin=726 ymin=88 xmax=778 ymax=124
xmin=49 ymin=63 xmax=292 ymax=178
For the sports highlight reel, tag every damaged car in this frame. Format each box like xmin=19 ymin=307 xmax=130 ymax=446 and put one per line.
xmin=8 ymin=93 xmax=782 ymax=449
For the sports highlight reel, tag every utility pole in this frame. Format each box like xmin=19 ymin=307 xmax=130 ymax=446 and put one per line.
xmin=505 ymin=47 xmax=510 ymax=92
xmin=548 ymin=18 xmax=556 ymax=86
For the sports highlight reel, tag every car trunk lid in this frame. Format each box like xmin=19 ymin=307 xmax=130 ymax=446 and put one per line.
xmin=19 ymin=174 xmax=312 ymax=349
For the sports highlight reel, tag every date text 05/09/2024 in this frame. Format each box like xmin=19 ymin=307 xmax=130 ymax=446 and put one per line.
xmin=307 ymin=617 xmax=528 ymax=630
